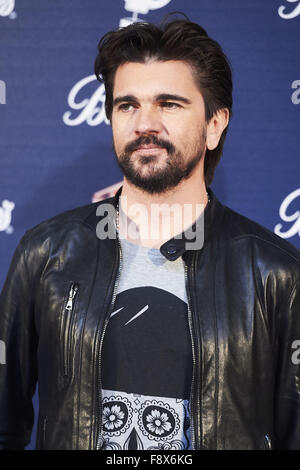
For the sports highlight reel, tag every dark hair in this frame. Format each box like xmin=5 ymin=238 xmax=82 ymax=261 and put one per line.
xmin=94 ymin=19 xmax=233 ymax=187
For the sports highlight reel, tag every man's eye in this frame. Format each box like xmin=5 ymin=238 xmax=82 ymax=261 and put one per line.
xmin=160 ymin=102 xmax=181 ymax=109
xmin=118 ymin=103 xmax=135 ymax=112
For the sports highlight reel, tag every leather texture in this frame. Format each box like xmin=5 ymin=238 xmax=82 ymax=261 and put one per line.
xmin=0 ymin=187 xmax=299 ymax=450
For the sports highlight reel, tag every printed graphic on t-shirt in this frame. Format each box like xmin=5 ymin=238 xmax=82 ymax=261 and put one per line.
xmin=101 ymin=390 xmax=191 ymax=450
xmin=101 ymin=286 xmax=193 ymax=450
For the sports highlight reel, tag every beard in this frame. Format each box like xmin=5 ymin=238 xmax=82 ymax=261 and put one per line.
xmin=113 ymin=128 xmax=207 ymax=194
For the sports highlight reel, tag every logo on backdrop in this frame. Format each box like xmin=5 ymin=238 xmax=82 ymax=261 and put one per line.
xmin=278 ymin=0 xmax=300 ymax=19
xmin=63 ymin=0 xmax=172 ymax=126
xmin=63 ymin=75 xmax=110 ymax=127
xmin=0 ymin=0 xmax=17 ymax=19
xmin=0 ymin=200 xmax=15 ymax=234
xmin=120 ymin=0 xmax=172 ymax=27
xmin=291 ymin=80 xmax=300 ymax=104
xmin=274 ymin=189 xmax=300 ymax=239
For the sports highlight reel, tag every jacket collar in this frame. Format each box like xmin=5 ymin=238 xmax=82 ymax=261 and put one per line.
xmin=159 ymin=187 xmax=225 ymax=261
xmin=84 ymin=185 xmax=225 ymax=261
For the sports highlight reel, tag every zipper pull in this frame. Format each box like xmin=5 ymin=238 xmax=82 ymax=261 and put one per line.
xmin=66 ymin=283 xmax=78 ymax=311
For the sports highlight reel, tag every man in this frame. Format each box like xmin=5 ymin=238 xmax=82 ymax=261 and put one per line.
xmin=0 ymin=19 xmax=299 ymax=451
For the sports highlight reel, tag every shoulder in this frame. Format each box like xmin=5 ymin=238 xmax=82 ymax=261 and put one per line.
xmin=218 ymin=204 xmax=300 ymax=285
xmin=18 ymin=197 xmax=115 ymax=253
xmin=222 ymin=204 xmax=300 ymax=292
xmin=222 ymin=204 xmax=298 ymax=256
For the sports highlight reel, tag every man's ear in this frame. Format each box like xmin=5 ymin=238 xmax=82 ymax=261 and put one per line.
xmin=206 ymin=108 xmax=230 ymax=150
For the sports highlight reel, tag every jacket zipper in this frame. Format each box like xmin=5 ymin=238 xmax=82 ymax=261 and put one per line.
xmin=184 ymin=259 xmax=198 ymax=451
xmin=63 ymin=282 xmax=79 ymax=377
xmin=96 ymin=236 xmax=123 ymax=450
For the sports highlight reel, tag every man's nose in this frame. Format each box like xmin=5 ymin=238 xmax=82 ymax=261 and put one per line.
xmin=134 ymin=107 xmax=164 ymax=135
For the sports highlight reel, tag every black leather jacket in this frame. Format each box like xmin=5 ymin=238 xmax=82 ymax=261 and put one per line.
xmin=0 ymin=187 xmax=299 ymax=450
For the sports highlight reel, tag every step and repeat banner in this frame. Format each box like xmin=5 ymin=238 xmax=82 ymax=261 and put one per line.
xmin=0 ymin=0 xmax=299 ymax=449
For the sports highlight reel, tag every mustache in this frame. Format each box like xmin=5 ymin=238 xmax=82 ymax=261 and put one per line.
xmin=124 ymin=135 xmax=176 ymax=155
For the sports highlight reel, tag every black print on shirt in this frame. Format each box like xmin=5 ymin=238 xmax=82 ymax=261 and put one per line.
xmin=101 ymin=286 xmax=193 ymax=399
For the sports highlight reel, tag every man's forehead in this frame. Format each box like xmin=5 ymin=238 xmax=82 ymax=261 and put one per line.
xmin=113 ymin=60 xmax=200 ymax=98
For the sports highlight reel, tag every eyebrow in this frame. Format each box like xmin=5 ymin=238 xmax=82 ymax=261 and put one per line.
xmin=113 ymin=93 xmax=192 ymax=107
xmin=155 ymin=94 xmax=192 ymax=104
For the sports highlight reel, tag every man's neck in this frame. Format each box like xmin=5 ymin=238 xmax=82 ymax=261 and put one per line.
xmin=117 ymin=176 xmax=208 ymax=249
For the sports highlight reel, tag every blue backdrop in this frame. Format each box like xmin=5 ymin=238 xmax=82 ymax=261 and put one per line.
xmin=0 ymin=0 xmax=299 ymax=449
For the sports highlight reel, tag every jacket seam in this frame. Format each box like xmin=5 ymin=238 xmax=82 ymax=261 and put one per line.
xmin=38 ymin=238 xmax=52 ymax=283
xmin=19 ymin=235 xmax=33 ymax=292
xmin=287 ymin=282 xmax=297 ymax=307
xmin=250 ymin=238 xmax=267 ymax=326
xmin=249 ymin=237 xmax=278 ymax=370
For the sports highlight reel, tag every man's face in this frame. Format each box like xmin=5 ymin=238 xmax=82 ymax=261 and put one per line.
xmin=111 ymin=60 xmax=208 ymax=194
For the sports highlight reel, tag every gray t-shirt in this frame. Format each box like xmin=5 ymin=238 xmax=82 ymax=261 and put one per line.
xmin=101 ymin=237 xmax=193 ymax=450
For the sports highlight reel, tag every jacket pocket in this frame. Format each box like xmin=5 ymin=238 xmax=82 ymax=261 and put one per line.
xmin=263 ymin=433 xmax=272 ymax=450
xmin=60 ymin=281 xmax=79 ymax=377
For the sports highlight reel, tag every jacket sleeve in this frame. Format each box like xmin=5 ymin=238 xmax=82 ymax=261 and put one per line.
xmin=0 ymin=233 xmax=38 ymax=449
xmin=274 ymin=271 xmax=300 ymax=450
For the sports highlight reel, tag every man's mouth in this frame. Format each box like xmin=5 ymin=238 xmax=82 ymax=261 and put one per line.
xmin=123 ymin=137 xmax=174 ymax=156
xmin=134 ymin=145 xmax=165 ymax=152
